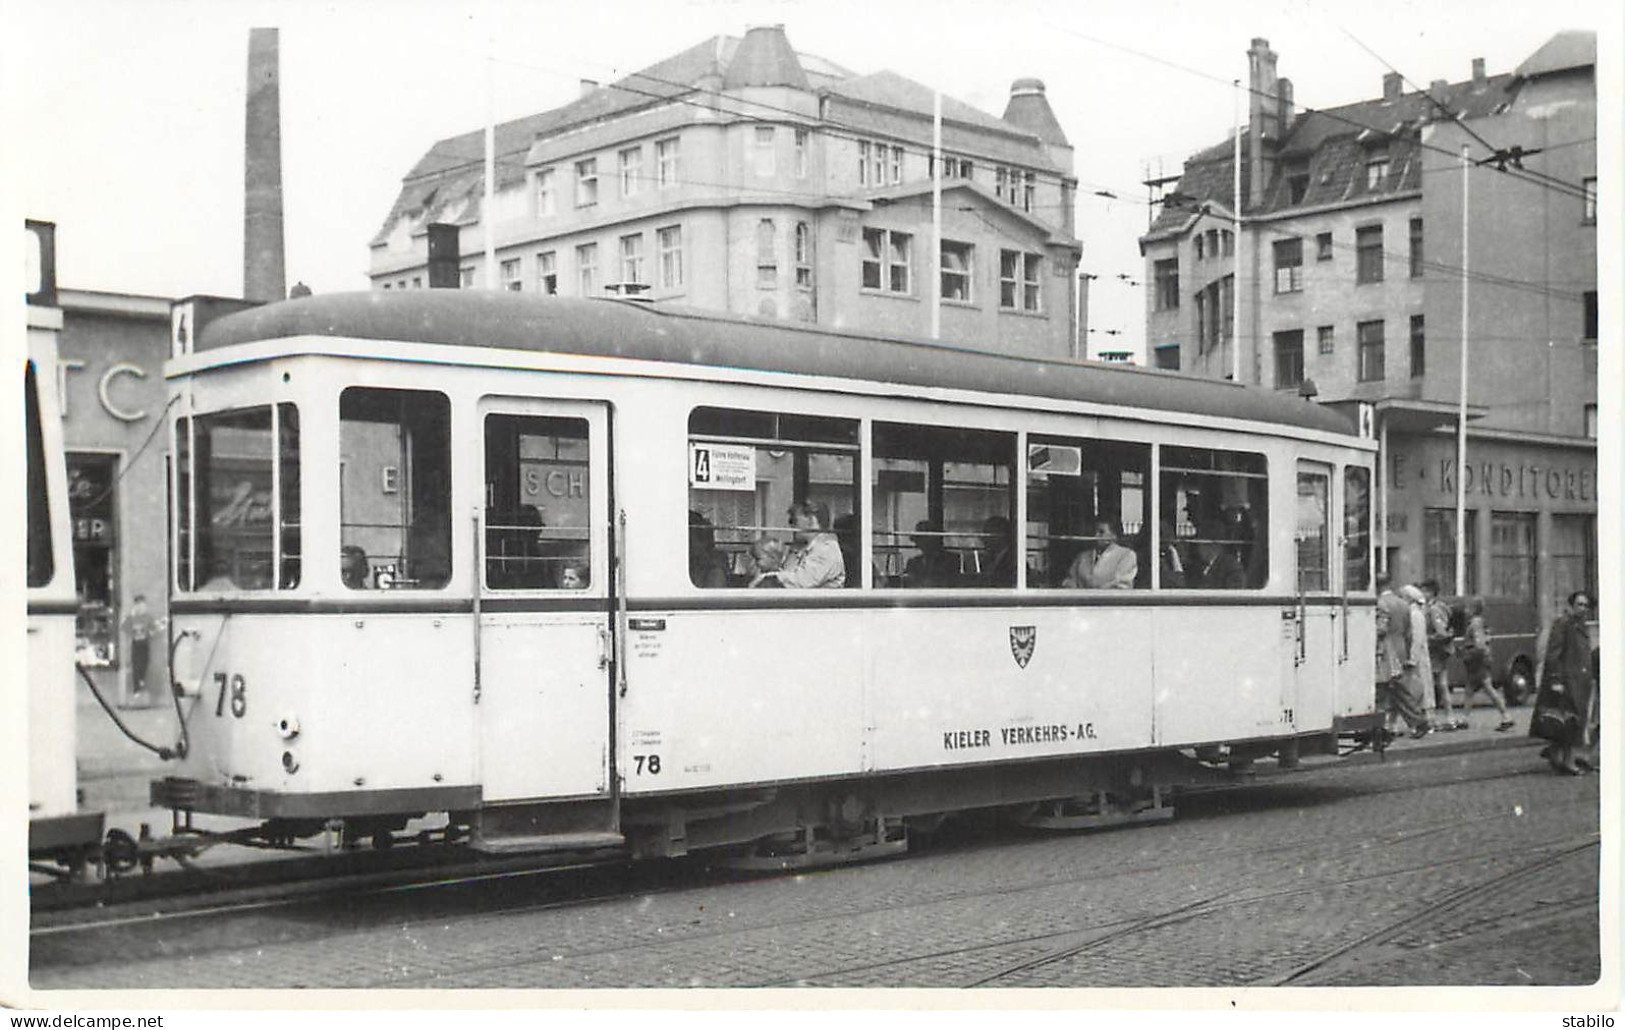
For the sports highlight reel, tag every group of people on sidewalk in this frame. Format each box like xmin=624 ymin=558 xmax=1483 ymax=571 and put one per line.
xmin=1374 ymin=572 xmax=1597 ymax=775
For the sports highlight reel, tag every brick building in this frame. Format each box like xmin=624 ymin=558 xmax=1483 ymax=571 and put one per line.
xmin=369 ymin=25 xmax=1084 ymax=358
xmin=1139 ymin=32 xmax=1598 ymax=626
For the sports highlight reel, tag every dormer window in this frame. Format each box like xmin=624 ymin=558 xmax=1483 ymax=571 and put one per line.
xmin=1284 ymin=160 xmax=1310 ymax=205
xmin=1364 ymin=153 xmax=1389 ymax=191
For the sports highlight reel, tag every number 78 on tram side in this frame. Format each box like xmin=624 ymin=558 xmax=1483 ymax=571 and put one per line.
xmin=154 ymin=290 xmax=1379 ymax=859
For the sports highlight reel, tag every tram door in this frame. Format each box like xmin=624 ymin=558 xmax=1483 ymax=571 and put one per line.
xmin=1291 ymin=461 xmax=1337 ymax=727
xmin=475 ymin=399 xmax=613 ymax=802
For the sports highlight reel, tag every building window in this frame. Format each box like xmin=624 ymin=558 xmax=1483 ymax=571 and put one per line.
xmin=1153 ymin=258 xmax=1179 ymax=311
xmin=1316 ymin=232 xmax=1333 ymax=261
xmin=753 ymin=126 xmax=776 ymax=177
xmin=756 ymin=219 xmax=778 ymax=288
xmin=1022 ymin=171 xmax=1035 ymax=212
xmin=1408 ymin=218 xmax=1423 ymax=277
xmin=996 ymin=165 xmax=1029 ymax=205
xmin=858 ymin=141 xmax=870 ymax=185
xmin=618 ymin=146 xmax=642 ymax=197
xmin=1583 ymin=290 xmax=1597 ymax=343
xmin=655 ymin=137 xmax=679 ymax=189
xmin=1273 ymin=237 xmax=1303 ymax=293
xmin=1357 ymin=319 xmax=1385 ymax=381
xmin=576 ymin=243 xmax=598 ymax=295
xmin=1317 ymin=325 xmax=1335 ymax=355
xmin=1409 ymin=314 xmax=1425 ymax=377
xmin=1585 ymin=403 xmax=1598 ymax=438
xmin=1582 ymin=177 xmax=1596 ymax=223
xmin=619 ymin=233 xmax=645 ymax=285
xmin=500 ymin=257 xmax=522 ymax=292
xmin=1356 ymin=224 xmax=1383 ymax=284
xmin=795 ymin=128 xmax=808 ymax=178
xmin=411 ymin=277 xmax=422 ymax=289
xmin=1194 ymin=277 xmax=1233 ymax=355
xmin=1365 ymin=154 xmax=1389 ymax=191
xmin=1287 ymin=165 xmax=1309 ymax=205
xmin=869 ymin=142 xmax=885 ymax=186
xmin=1273 ymin=330 xmax=1304 ymax=388
xmin=890 ymin=145 xmax=903 ymax=185
xmin=657 ymin=226 xmax=683 ymax=289
xmin=1423 ymin=507 xmax=1478 ymax=596
xmin=1000 ymin=250 xmax=1041 ymax=312
xmin=1221 ymin=230 xmax=1234 ymax=257
xmin=941 ymin=240 xmax=972 ymax=302
xmin=460 ymin=266 xmax=476 ymax=288
xmin=1194 ymin=235 xmax=1205 ymax=261
xmin=794 ymin=222 xmax=812 ymax=289
xmin=1550 ymin=514 xmax=1597 ymax=614
xmin=1153 ymin=343 xmax=1180 ymax=370
xmin=536 ymin=167 xmax=556 ymax=216
xmin=575 ymin=158 xmax=598 ymax=208
xmin=1490 ymin=511 xmax=1537 ymax=603
xmin=537 ymin=251 xmax=557 ymax=295
xmin=862 ymin=228 xmax=911 ymax=294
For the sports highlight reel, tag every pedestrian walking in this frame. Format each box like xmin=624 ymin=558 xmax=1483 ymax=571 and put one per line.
xmin=1458 ymin=596 xmax=1516 ymax=732
xmin=1400 ymin=584 xmax=1436 ymax=728
xmin=1376 ymin=574 xmax=1431 ymax=740
xmin=1530 ymin=590 xmax=1596 ymax=775
xmin=1421 ymin=579 xmax=1466 ymax=730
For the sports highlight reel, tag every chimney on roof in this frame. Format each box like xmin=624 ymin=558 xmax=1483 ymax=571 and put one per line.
xmin=1428 ymin=78 xmax=1449 ymax=106
xmin=1382 ymin=71 xmax=1403 ymax=101
xmin=580 ymin=79 xmax=599 ymax=98
xmin=1247 ymin=37 xmax=1280 ymax=208
xmin=243 ymin=27 xmax=286 ymax=304
xmin=1472 ymin=57 xmax=1486 ymax=86
xmin=1277 ymin=78 xmax=1295 ymax=137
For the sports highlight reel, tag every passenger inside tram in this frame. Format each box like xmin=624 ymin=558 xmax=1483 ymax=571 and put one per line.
xmin=902 ymin=519 xmax=959 ymax=588
xmin=341 ymin=545 xmax=370 ymax=589
xmin=979 ymin=516 xmax=1017 ymax=587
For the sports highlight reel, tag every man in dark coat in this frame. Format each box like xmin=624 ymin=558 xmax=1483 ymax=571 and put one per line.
xmin=1533 ymin=590 xmax=1596 ymax=774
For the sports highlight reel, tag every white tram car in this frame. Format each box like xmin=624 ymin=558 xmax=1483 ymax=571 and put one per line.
xmin=26 ymin=302 xmax=106 ymax=871
xmin=153 ymin=291 xmax=1379 ymax=863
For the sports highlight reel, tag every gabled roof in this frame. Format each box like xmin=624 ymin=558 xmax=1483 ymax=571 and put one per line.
xmin=1514 ymin=30 xmax=1596 ymax=81
xmin=864 ymin=179 xmax=1080 ymax=248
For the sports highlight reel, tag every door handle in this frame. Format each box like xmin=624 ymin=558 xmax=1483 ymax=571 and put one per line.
xmin=597 ymin=626 xmax=612 ymax=670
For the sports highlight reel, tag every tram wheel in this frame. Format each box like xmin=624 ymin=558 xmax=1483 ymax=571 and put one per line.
xmin=103 ymin=828 xmax=140 ymax=876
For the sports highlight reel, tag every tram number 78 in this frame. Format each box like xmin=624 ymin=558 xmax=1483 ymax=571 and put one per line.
xmin=632 ymin=754 xmax=662 ymax=775
xmin=213 ymin=672 xmax=247 ymax=719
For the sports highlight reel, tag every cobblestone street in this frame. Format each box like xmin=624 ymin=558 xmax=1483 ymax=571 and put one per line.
xmin=30 ymin=743 xmax=1600 ymax=992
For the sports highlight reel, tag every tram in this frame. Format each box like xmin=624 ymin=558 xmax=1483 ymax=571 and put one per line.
xmin=26 ymin=297 xmax=105 ymax=874
xmin=152 ymin=290 xmax=1380 ymax=865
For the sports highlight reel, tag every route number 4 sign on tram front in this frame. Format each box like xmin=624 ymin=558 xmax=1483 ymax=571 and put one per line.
xmin=689 ymin=443 xmax=755 ymax=491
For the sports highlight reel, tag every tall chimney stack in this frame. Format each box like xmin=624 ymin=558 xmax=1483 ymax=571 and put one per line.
xmin=244 ymin=27 xmax=287 ymax=303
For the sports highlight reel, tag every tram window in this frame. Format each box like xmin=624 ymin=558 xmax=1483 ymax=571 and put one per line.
xmin=1344 ymin=466 xmax=1372 ymax=592
xmin=176 ymin=403 xmax=301 ymax=592
xmin=339 ymin=388 xmax=451 ymax=590
xmin=687 ymin=406 xmax=859 ymax=588
xmin=483 ymin=413 xmax=591 ymax=589
xmin=1296 ymin=465 xmax=1331 ymax=593
xmin=872 ymin=423 xmax=1015 ymax=587
xmin=1159 ymin=446 xmax=1269 ymax=590
xmin=1026 ymin=437 xmax=1149 ymax=588
xmin=25 ymin=361 xmax=54 ymax=587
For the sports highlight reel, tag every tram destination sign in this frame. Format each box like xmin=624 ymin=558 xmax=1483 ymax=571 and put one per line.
xmin=689 ymin=442 xmax=755 ymax=491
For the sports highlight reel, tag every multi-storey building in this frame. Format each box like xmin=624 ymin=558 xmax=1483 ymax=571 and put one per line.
xmin=370 ymin=25 xmax=1083 ymax=358
xmin=1140 ymin=33 xmax=1597 ymax=625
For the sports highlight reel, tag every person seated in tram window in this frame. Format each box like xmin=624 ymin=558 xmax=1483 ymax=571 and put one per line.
xmin=746 ymin=536 xmax=787 ymax=588
xmin=341 ymin=544 xmax=370 ymax=589
xmin=688 ymin=510 xmax=730 ymax=588
xmin=902 ymin=519 xmax=960 ymax=588
xmin=1189 ymin=516 xmax=1246 ymax=589
xmin=1157 ymin=518 xmax=1187 ymax=588
xmin=979 ymin=515 xmax=1017 ymax=587
xmin=1062 ymin=518 xmax=1138 ymax=589
xmin=832 ymin=512 xmax=866 ymax=589
xmin=558 ymin=559 xmax=589 ymax=590
xmin=751 ymin=500 xmax=845 ymax=588
xmin=201 ymin=555 xmax=237 ymax=591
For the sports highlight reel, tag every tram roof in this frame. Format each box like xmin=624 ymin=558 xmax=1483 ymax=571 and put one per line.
xmin=199 ymin=291 xmax=1355 ymax=436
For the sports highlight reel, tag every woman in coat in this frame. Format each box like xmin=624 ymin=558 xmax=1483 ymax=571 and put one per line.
xmin=1533 ymin=590 xmax=1596 ymax=774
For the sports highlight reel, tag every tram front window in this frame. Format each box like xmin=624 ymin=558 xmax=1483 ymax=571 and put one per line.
xmin=339 ymin=388 xmax=451 ymax=590
xmin=176 ymin=403 xmax=301 ymax=592
xmin=1344 ymin=466 xmax=1372 ymax=591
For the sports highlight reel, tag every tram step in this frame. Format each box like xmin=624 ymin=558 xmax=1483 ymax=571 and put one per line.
xmin=469 ymin=830 xmax=626 ymax=855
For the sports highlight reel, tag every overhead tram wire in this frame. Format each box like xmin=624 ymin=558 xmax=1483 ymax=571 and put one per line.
xmin=1049 ymin=22 xmax=1593 ymax=204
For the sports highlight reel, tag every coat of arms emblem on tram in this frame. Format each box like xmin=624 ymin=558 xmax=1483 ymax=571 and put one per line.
xmin=1009 ymin=626 xmax=1037 ymax=669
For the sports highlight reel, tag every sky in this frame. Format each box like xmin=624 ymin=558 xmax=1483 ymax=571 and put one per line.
xmin=3 ymin=0 xmax=1616 ymax=359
